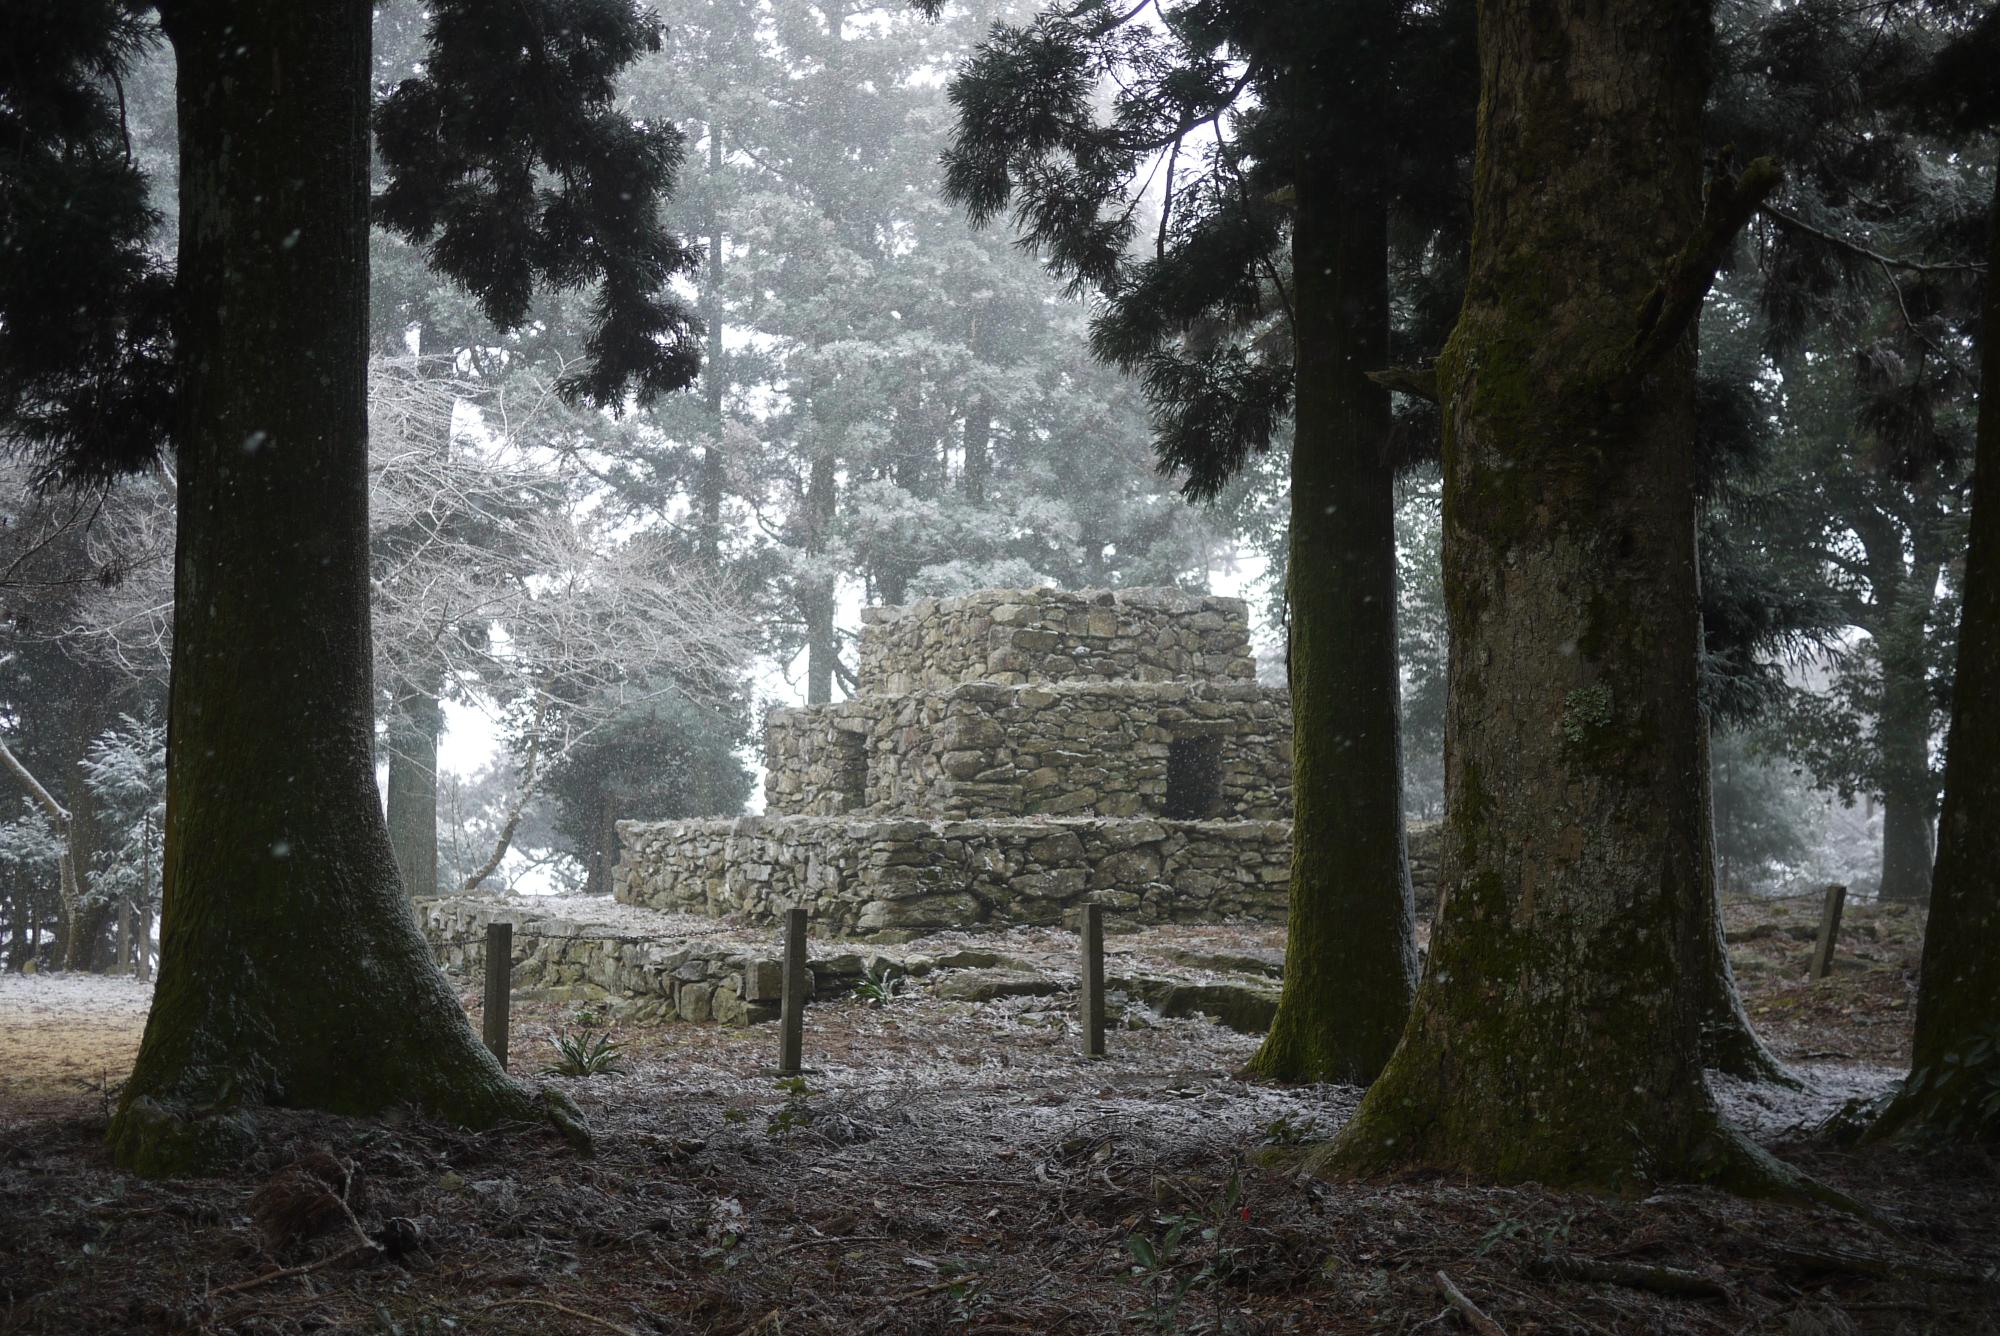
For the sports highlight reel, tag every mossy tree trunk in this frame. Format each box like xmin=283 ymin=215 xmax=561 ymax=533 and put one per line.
xmin=1322 ymin=0 xmax=1766 ymax=1187
xmin=1246 ymin=13 xmax=1416 ymax=1085
xmin=1853 ymin=522 xmax=1939 ymax=906
xmin=1874 ymin=641 xmax=1935 ymax=904
xmin=110 ymin=0 xmax=555 ymax=1175
xmin=1873 ymin=169 xmax=2000 ymax=1140
xmin=385 ymin=679 xmax=442 ymax=898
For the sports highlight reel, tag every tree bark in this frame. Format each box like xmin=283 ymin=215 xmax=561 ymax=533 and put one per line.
xmin=803 ymin=449 xmax=839 ymax=704
xmin=385 ymin=680 xmax=441 ymax=898
xmin=1873 ymin=166 xmax=2000 ymax=1140
xmin=1874 ymin=646 xmax=1934 ymax=903
xmin=110 ymin=0 xmax=561 ymax=1175
xmin=1863 ymin=553 xmax=1937 ymax=906
xmin=1322 ymin=0 xmax=1781 ymax=1189
xmin=962 ymin=399 xmax=991 ymax=505
xmin=1244 ymin=12 xmax=1416 ymax=1085
xmin=699 ymin=127 xmax=726 ymax=566
xmin=582 ymin=790 xmax=619 ymax=898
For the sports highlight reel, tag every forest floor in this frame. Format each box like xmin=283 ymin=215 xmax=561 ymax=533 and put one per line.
xmin=1 ymin=896 xmax=1995 ymax=1335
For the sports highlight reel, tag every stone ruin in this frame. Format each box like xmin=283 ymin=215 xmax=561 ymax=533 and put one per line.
xmin=614 ymin=587 xmax=1299 ymax=938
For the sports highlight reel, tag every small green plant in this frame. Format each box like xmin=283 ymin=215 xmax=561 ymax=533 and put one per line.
xmin=1900 ymin=1024 xmax=2000 ymax=1135
xmin=540 ymin=1028 xmax=625 ymax=1077
xmin=852 ymin=961 xmax=905 ymax=1008
xmin=1474 ymin=1215 xmax=1528 ymax=1256
xmin=1258 ymin=1114 xmax=1315 ymax=1146
xmin=1122 ymin=1168 xmax=1249 ymax=1329
xmin=1475 ymin=1208 xmax=1576 ymax=1257
xmin=570 ymin=1001 xmax=608 ymax=1029
xmin=765 ymin=1076 xmax=816 ymax=1139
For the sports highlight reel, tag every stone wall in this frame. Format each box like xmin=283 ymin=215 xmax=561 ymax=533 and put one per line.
xmin=764 ymin=680 xmax=1291 ymax=822
xmin=611 ymin=816 xmax=1444 ymax=941
xmin=616 ymin=814 xmax=1293 ymax=938
xmin=417 ymin=897 xmax=785 ymax=1026
xmin=1407 ymin=820 xmax=1441 ymax=913
xmin=857 ymin=587 xmax=1257 ymax=696
xmin=763 ymin=701 xmax=873 ymax=815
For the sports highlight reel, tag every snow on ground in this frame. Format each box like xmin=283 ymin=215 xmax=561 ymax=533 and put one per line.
xmin=475 ymin=893 xmax=767 ymax=942
xmin=0 ymin=971 xmax=153 ymax=1102
xmin=1710 ymin=1061 xmax=1901 ymax=1141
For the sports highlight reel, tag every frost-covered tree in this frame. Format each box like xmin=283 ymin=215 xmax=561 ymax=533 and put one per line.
xmin=365 ymin=361 xmax=754 ymax=895
xmin=0 ymin=801 xmax=62 ymax=969
xmin=543 ymin=688 xmax=756 ymax=898
xmin=1708 ymin=0 xmax=1992 ymax=906
xmin=79 ymin=710 xmax=166 ymax=973
xmin=600 ymin=1 xmax=1224 ymax=709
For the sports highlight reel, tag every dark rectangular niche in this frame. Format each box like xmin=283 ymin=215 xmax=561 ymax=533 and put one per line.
xmin=828 ymin=726 xmax=867 ymax=812
xmin=1163 ymin=734 xmax=1224 ymax=819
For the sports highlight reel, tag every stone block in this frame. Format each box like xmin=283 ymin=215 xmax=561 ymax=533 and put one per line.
xmin=676 ymin=982 xmax=715 ymax=1023
xmin=742 ymin=958 xmax=783 ymax=1002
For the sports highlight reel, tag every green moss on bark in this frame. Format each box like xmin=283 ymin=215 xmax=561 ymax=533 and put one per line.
xmin=1318 ymin=0 xmax=1778 ymax=1191
xmin=107 ymin=1 xmax=579 ymax=1175
xmin=1243 ymin=29 xmax=1415 ymax=1086
xmin=1870 ymin=165 xmax=2000 ymax=1143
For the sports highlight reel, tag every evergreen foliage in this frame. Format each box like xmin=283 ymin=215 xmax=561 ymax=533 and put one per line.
xmin=78 ymin=709 xmax=165 ymax=921
xmin=0 ymin=1 xmax=176 ymax=483
xmin=932 ymin=0 xmax=1473 ymax=496
xmin=3 ymin=0 xmax=701 ymax=495
xmin=374 ymin=0 xmax=703 ymax=408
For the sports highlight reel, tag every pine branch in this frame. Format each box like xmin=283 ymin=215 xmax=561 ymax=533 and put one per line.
xmin=1761 ymin=205 xmax=1991 ymax=276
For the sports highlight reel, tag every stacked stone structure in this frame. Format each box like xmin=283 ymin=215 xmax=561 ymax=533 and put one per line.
xmin=616 ymin=587 xmax=1299 ymax=938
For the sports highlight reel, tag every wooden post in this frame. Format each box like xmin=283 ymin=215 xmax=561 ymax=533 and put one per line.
xmin=778 ymin=907 xmax=808 ymax=1076
xmin=1810 ymin=883 xmax=1847 ymax=981
xmin=1078 ymin=903 xmax=1105 ymax=1058
xmin=482 ymin=921 xmax=512 ymax=1069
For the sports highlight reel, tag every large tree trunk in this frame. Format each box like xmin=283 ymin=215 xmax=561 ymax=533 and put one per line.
xmin=111 ymin=0 xmax=558 ymax=1175
xmin=1322 ymin=0 xmax=1776 ymax=1188
xmin=1864 ymin=551 xmax=1938 ymax=905
xmin=961 ymin=399 xmax=991 ymax=505
xmin=698 ymin=127 xmax=726 ymax=566
xmin=1244 ymin=18 xmax=1415 ymax=1084
xmin=803 ymin=449 xmax=839 ymax=704
xmin=1874 ymin=167 xmax=2000 ymax=1140
xmin=582 ymin=790 xmax=620 ymax=899
xmin=385 ymin=680 xmax=442 ymax=898
xmin=1874 ymin=653 xmax=1934 ymax=903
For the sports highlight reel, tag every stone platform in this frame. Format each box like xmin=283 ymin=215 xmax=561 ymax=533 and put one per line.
xmin=615 ymin=586 xmax=1312 ymax=940
xmin=417 ymin=893 xmax=1303 ymax=1033
xmin=614 ymin=814 xmax=1293 ymax=939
